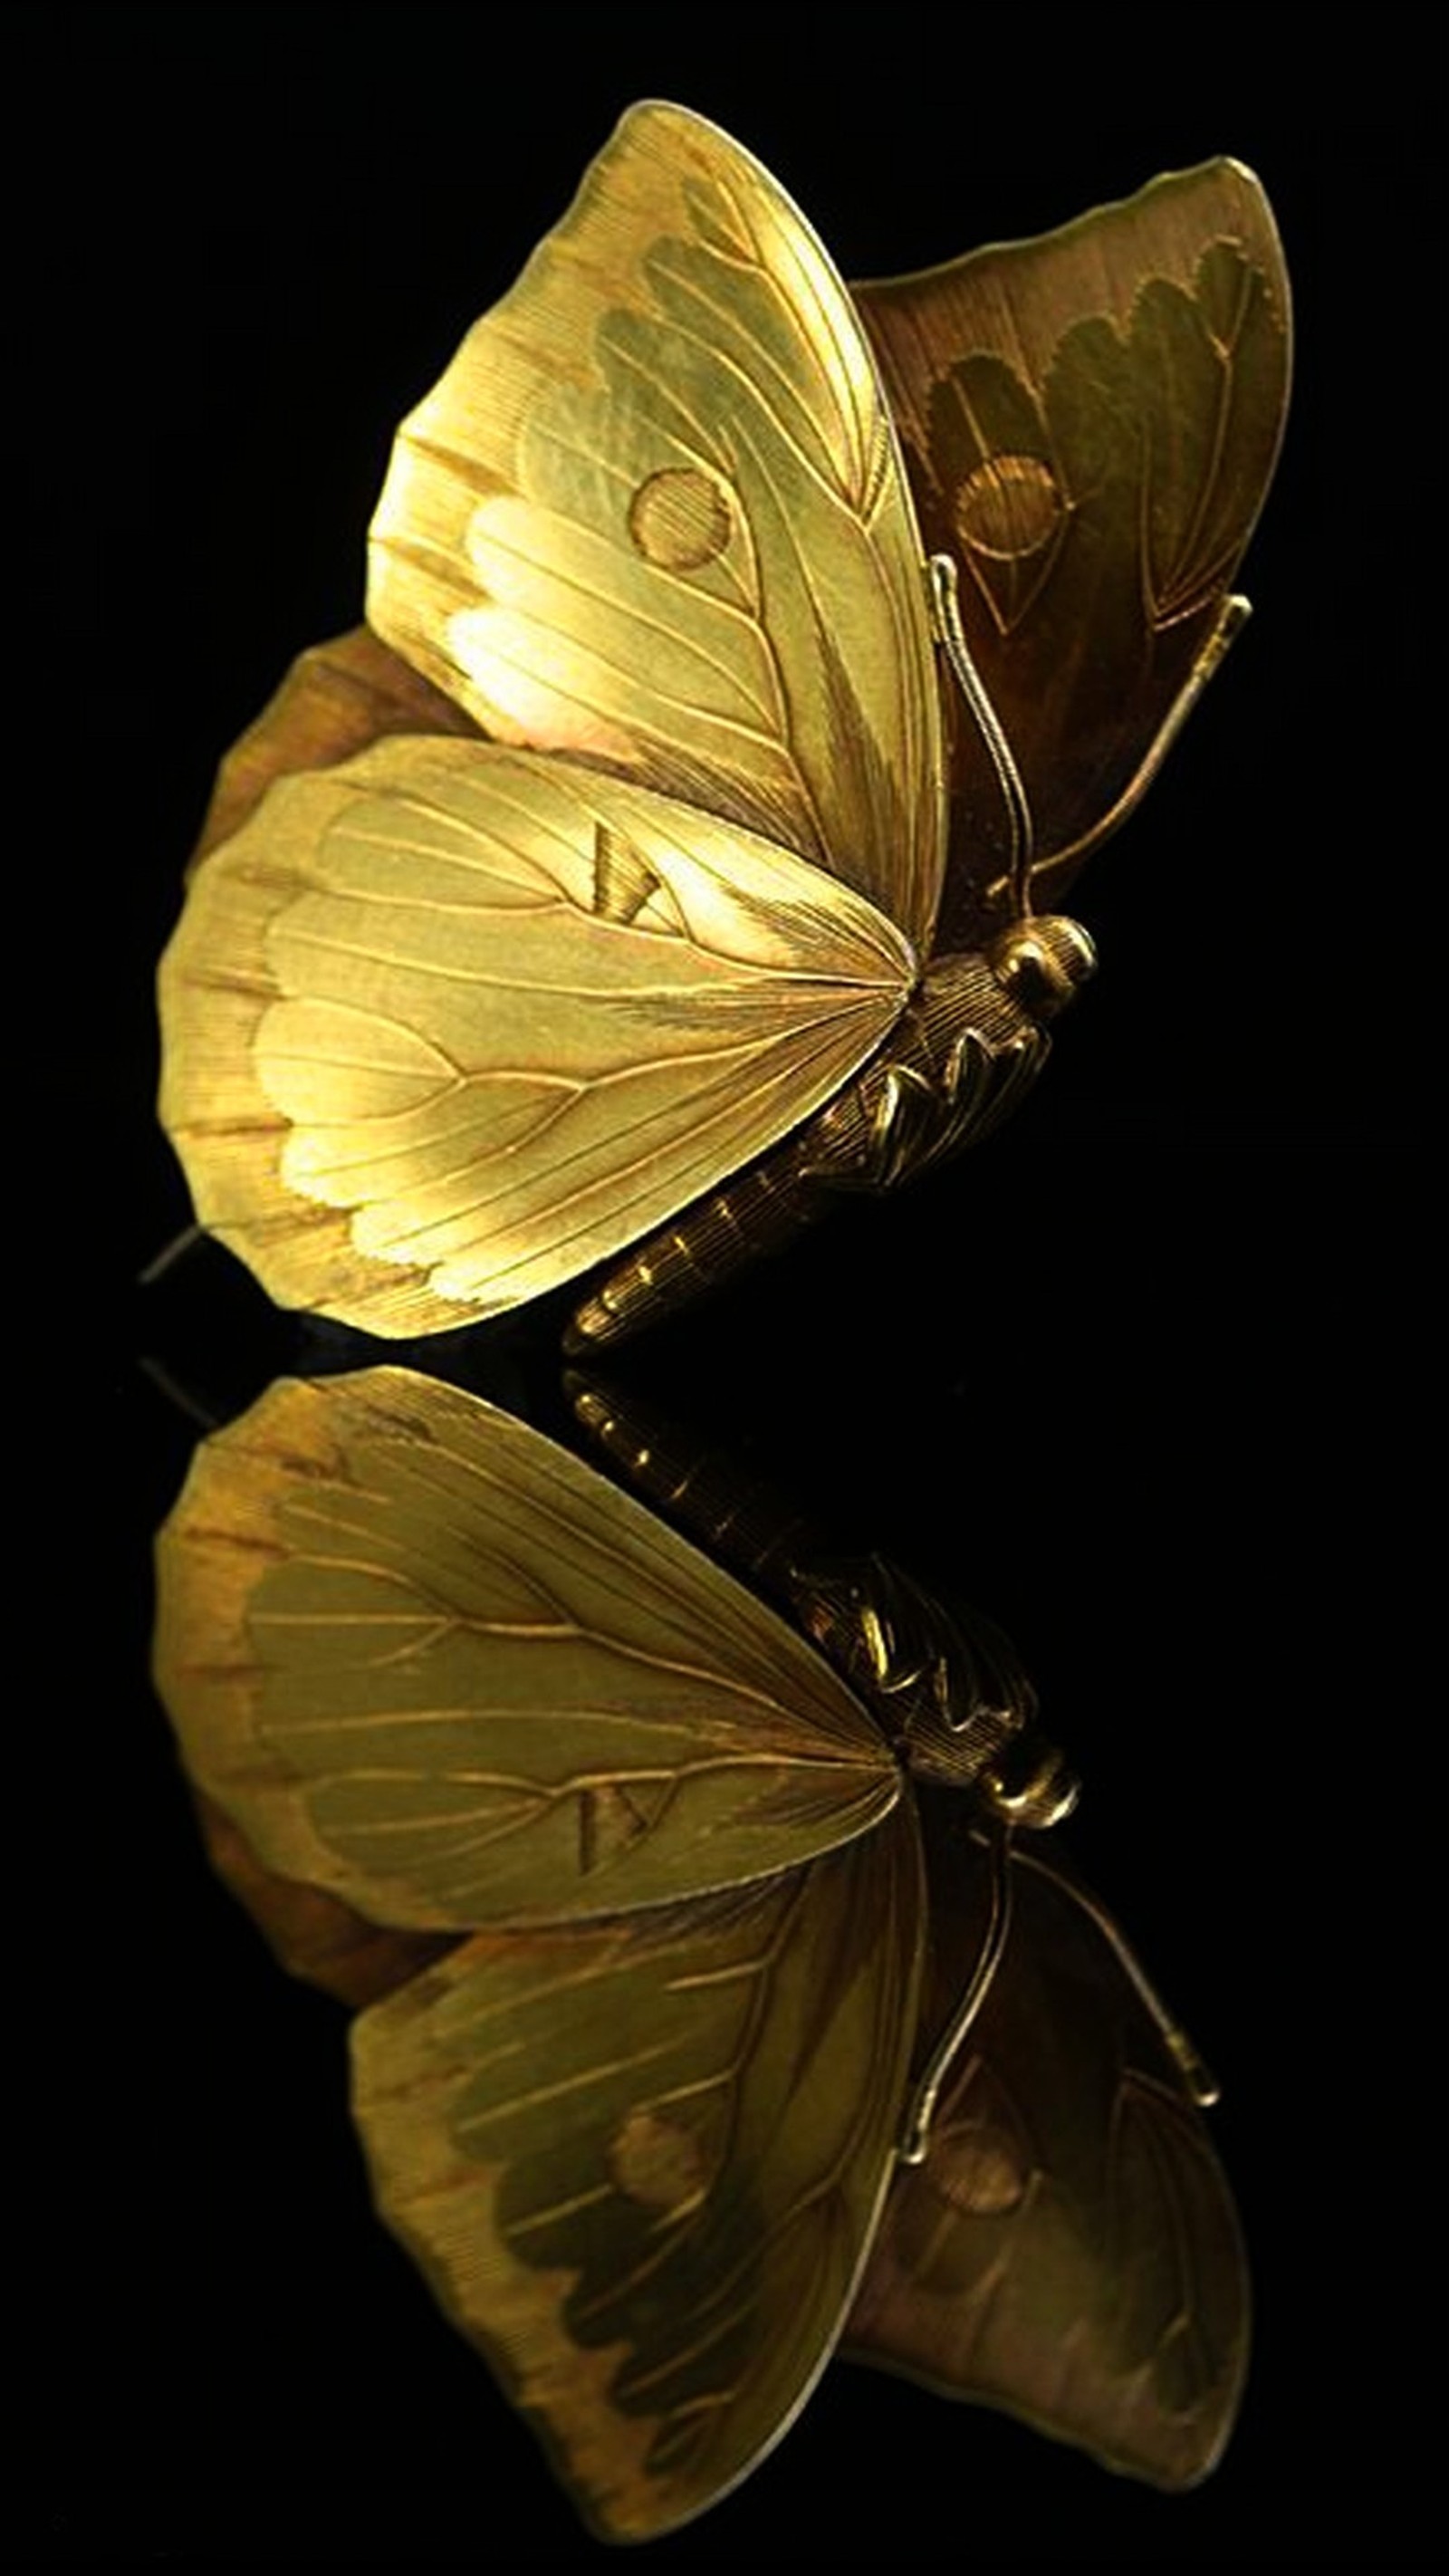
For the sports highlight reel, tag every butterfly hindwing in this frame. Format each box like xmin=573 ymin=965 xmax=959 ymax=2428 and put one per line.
xmin=153 ymin=1371 xmax=902 ymax=1928
xmin=158 ymin=739 xmax=916 ymax=1334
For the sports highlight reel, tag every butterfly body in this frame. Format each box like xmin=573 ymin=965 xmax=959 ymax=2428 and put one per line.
xmin=570 ymin=928 xmax=1089 ymax=1341
xmin=158 ymin=110 xmax=1288 ymax=1340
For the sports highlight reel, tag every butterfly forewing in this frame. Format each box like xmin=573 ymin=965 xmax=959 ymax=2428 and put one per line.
xmin=846 ymin=1826 xmax=1249 ymax=2489
xmin=353 ymin=1809 xmax=923 ymax=2540
xmin=158 ymin=740 xmax=915 ymax=1334
xmin=856 ymin=159 xmax=1291 ymax=948
xmin=369 ymin=101 xmax=947 ymax=950
xmin=154 ymin=1371 xmax=900 ymax=1929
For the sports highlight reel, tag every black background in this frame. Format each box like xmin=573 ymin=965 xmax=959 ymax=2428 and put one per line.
xmin=23 ymin=3 xmax=1439 ymax=2563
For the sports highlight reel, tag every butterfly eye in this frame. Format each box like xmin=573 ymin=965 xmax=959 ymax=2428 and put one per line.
xmin=981 ymin=1744 xmax=1080 ymax=1829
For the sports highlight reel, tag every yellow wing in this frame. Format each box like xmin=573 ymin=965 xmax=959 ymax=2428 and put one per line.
xmin=187 ymin=624 xmax=480 ymax=879
xmin=154 ymin=1371 xmax=901 ymax=1929
xmin=353 ymin=1814 xmax=923 ymax=2540
xmin=369 ymin=101 xmax=946 ymax=951
xmin=158 ymin=737 xmax=915 ymax=1336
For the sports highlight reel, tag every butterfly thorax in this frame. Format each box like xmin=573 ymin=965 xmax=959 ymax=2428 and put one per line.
xmin=569 ymin=918 xmax=1095 ymax=1345
xmin=803 ymin=918 xmax=1097 ymax=1192
xmin=792 ymin=1554 xmax=1072 ymax=1819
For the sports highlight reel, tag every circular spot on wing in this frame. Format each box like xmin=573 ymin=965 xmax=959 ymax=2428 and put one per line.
xmin=609 ymin=2106 xmax=710 ymax=2213
xmin=954 ymin=456 xmax=1062 ymax=562
xmin=930 ymin=2110 xmax=1029 ymax=2216
xmin=629 ymin=468 xmax=733 ymax=571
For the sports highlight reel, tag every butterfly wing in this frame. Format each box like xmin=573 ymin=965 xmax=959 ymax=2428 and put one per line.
xmin=353 ymin=1813 xmax=923 ymax=2540
xmin=158 ymin=737 xmax=915 ymax=1334
xmin=154 ymin=1370 xmax=902 ymax=1929
xmin=855 ymin=159 xmax=1291 ymax=949
xmin=187 ymin=626 xmax=481 ymax=879
xmin=369 ymin=101 xmax=946 ymax=951
xmin=845 ymin=1821 xmax=1249 ymax=2488
xmin=189 ymin=1786 xmax=451 ymax=2010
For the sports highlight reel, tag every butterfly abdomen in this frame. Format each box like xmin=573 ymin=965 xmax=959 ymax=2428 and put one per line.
xmin=568 ymin=951 xmax=1054 ymax=1347
xmin=570 ymin=1377 xmax=1070 ymax=1831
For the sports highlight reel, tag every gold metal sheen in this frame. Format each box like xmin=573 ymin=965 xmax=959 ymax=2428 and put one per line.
xmin=154 ymin=1368 xmax=1248 ymax=2533
xmin=156 ymin=108 xmax=1290 ymax=1341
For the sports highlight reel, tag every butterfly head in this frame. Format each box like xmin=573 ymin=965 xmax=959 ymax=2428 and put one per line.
xmin=977 ymin=1736 xmax=1080 ymax=1831
xmin=986 ymin=914 xmax=1097 ymax=1025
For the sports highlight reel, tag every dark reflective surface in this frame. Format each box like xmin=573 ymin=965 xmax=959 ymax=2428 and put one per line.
xmin=149 ymin=1360 xmax=1249 ymax=2525
xmin=40 ymin=6 xmax=1436 ymax=2565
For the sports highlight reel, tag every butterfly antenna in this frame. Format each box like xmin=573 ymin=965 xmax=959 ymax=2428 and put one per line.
xmin=139 ymin=1221 xmax=206 ymax=1286
xmin=897 ymin=1818 xmax=1013 ymax=2167
xmin=1051 ymin=591 xmax=1252 ymax=867
xmin=1128 ymin=593 xmax=1253 ymax=804
xmin=926 ymin=554 xmax=1035 ymax=912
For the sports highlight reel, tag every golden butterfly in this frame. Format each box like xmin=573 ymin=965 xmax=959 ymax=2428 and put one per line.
xmin=158 ymin=106 xmax=1290 ymax=1341
xmin=153 ymin=1366 xmax=1248 ymax=2540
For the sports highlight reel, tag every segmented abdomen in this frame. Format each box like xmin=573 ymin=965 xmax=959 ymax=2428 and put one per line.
xmin=567 ymin=952 xmax=1047 ymax=1347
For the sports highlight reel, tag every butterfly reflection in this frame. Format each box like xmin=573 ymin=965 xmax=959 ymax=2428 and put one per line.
xmin=158 ymin=107 xmax=1289 ymax=1343
xmin=153 ymin=1367 xmax=1247 ymax=2539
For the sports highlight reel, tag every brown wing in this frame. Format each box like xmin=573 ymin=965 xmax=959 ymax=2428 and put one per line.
xmin=855 ymin=160 xmax=1291 ymax=950
xmin=846 ymin=1815 xmax=1249 ymax=2488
